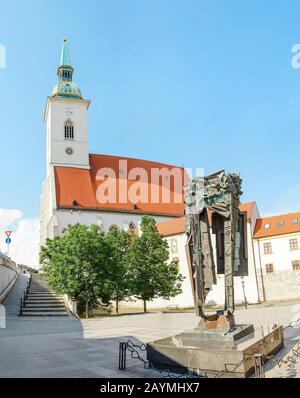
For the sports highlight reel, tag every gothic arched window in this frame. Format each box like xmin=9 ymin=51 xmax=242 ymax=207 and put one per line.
xmin=128 ymin=222 xmax=136 ymax=230
xmin=64 ymin=120 xmax=74 ymax=140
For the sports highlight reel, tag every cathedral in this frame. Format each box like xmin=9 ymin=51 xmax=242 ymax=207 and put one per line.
xmin=40 ymin=39 xmax=188 ymax=246
xmin=40 ymin=39 xmax=300 ymax=309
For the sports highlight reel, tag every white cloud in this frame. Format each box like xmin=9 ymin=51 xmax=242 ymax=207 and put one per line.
xmin=0 ymin=209 xmax=22 ymax=230
xmin=0 ymin=209 xmax=39 ymax=269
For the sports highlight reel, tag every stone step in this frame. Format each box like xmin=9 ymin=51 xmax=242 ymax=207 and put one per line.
xmin=26 ymin=298 xmax=63 ymax=302
xmin=30 ymin=286 xmax=49 ymax=289
xmin=27 ymin=291 xmax=59 ymax=294
xmin=26 ymin=297 xmax=64 ymax=303
xmin=28 ymin=290 xmax=61 ymax=296
xmin=21 ymin=275 xmax=69 ymax=317
xmin=22 ymin=307 xmax=66 ymax=313
xmin=24 ymin=303 xmax=65 ymax=308
xmin=28 ymin=292 xmax=62 ymax=298
xmin=26 ymin=300 xmax=64 ymax=303
xmin=27 ymin=292 xmax=62 ymax=295
xmin=27 ymin=296 xmax=62 ymax=298
xmin=29 ymin=291 xmax=51 ymax=294
xmin=21 ymin=312 xmax=69 ymax=317
xmin=23 ymin=305 xmax=66 ymax=312
xmin=25 ymin=297 xmax=64 ymax=303
xmin=27 ymin=292 xmax=62 ymax=298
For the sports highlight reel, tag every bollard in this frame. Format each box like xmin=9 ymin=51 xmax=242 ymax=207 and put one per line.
xmin=19 ymin=298 xmax=23 ymax=316
xmin=119 ymin=342 xmax=127 ymax=370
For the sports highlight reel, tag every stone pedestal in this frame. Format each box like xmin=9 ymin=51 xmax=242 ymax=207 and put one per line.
xmin=147 ymin=325 xmax=284 ymax=378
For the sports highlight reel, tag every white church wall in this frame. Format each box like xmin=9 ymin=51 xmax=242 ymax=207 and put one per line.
xmin=125 ymin=233 xmax=195 ymax=309
xmin=40 ymin=167 xmax=56 ymax=246
xmin=122 ymin=222 xmax=261 ymax=310
xmin=54 ymin=209 xmax=176 ymax=236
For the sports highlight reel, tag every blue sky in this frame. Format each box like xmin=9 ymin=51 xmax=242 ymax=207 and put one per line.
xmin=1 ymin=0 xmax=300 ymax=220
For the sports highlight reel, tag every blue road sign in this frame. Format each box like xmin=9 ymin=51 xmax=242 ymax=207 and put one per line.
xmin=5 ymin=237 xmax=11 ymax=245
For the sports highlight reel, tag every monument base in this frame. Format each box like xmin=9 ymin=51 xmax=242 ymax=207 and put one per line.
xmin=146 ymin=325 xmax=284 ymax=378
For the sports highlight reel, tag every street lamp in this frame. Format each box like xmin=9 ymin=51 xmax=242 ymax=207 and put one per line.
xmin=83 ymin=270 xmax=89 ymax=318
xmin=241 ymin=277 xmax=248 ymax=309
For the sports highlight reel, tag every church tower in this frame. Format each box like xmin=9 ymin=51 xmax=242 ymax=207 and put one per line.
xmin=44 ymin=38 xmax=90 ymax=172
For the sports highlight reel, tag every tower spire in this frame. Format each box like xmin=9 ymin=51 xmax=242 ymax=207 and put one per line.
xmin=57 ymin=37 xmax=73 ymax=81
xmin=60 ymin=37 xmax=71 ymax=67
xmin=51 ymin=38 xmax=82 ymax=99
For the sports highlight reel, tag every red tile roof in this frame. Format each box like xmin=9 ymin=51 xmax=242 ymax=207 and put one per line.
xmin=239 ymin=201 xmax=256 ymax=222
xmin=253 ymin=212 xmax=300 ymax=239
xmin=55 ymin=153 xmax=189 ymax=217
xmin=156 ymin=217 xmax=185 ymax=236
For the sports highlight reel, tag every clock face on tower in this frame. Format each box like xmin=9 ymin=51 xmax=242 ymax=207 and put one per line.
xmin=65 ymin=108 xmax=73 ymax=116
xmin=65 ymin=147 xmax=74 ymax=155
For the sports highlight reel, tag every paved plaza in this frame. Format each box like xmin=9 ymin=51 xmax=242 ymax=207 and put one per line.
xmin=1 ymin=274 xmax=300 ymax=378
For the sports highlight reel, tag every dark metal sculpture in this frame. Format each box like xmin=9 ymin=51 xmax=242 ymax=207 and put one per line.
xmin=184 ymin=170 xmax=247 ymax=329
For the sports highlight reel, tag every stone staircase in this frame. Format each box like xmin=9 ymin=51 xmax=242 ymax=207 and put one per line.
xmin=20 ymin=274 xmax=69 ymax=317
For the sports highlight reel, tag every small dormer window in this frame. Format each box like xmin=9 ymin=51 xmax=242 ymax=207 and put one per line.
xmin=64 ymin=120 xmax=74 ymax=140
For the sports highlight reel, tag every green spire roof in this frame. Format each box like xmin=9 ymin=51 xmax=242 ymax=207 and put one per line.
xmin=60 ymin=37 xmax=71 ymax=66
xmin=51 ymin=38 xmax=83 ymax=100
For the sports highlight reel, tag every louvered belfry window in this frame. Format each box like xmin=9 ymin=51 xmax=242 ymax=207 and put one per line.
xmin=64 ymin=120 xmax=74 ymax=140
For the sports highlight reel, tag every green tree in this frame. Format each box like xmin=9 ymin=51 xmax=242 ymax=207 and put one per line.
xmin=40 ymin=223 xmax=112 ymax=316
xmin=105 ymin=227 xmax=136 ymax=313
xmin=127 ymin=216 xmax=184 ymax=312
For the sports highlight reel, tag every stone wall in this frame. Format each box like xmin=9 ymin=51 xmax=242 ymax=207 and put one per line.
xmin=257 ymin=269 xmax=300 ymax=302
xmin=0 ymin=253 xmax=19 ymax=303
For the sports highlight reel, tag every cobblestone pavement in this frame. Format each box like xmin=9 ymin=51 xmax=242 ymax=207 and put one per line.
xmin=1 ymin=278 xmax=300 ymax=378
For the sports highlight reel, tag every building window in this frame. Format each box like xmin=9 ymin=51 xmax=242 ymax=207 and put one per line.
xmin=277 ymin=220 xmax=284 ymax=227
xmin=292 ymin=260 xmax=300 ymax=271
xmin=265 ymin=263 xmax=274 ymax=273
xmin=291 ymin=218 xmax=299 ymax=225
xmin=289 ymin=239 xmax=298 ymax=251
xmin=128 ymin=222 xmax=136 ymax=230
xmin=264 ymin=223 xmax=270 ymax=229
xmin=263 ymin=242 xmax=272 ymax=254
xmin=64 ymin=120 xmax=74 ymax=140
xmin=109 ymin=224 xmax=119 ymax=232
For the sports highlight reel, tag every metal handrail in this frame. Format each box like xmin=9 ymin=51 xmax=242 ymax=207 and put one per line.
xmin=19 ymin=274 xmax=31 ymax=316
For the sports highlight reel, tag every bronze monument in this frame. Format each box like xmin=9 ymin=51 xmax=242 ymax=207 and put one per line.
xmin=184 ymin=169 xmax=247 ymax=331
xmin=147 ymin=170 xmax=284 ymax=377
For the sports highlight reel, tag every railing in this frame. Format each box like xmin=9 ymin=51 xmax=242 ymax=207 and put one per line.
xmin=118 ymin=339 xmax=199 ymax=378
xmin=19 ymin=275 xmax=31 ymax=316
